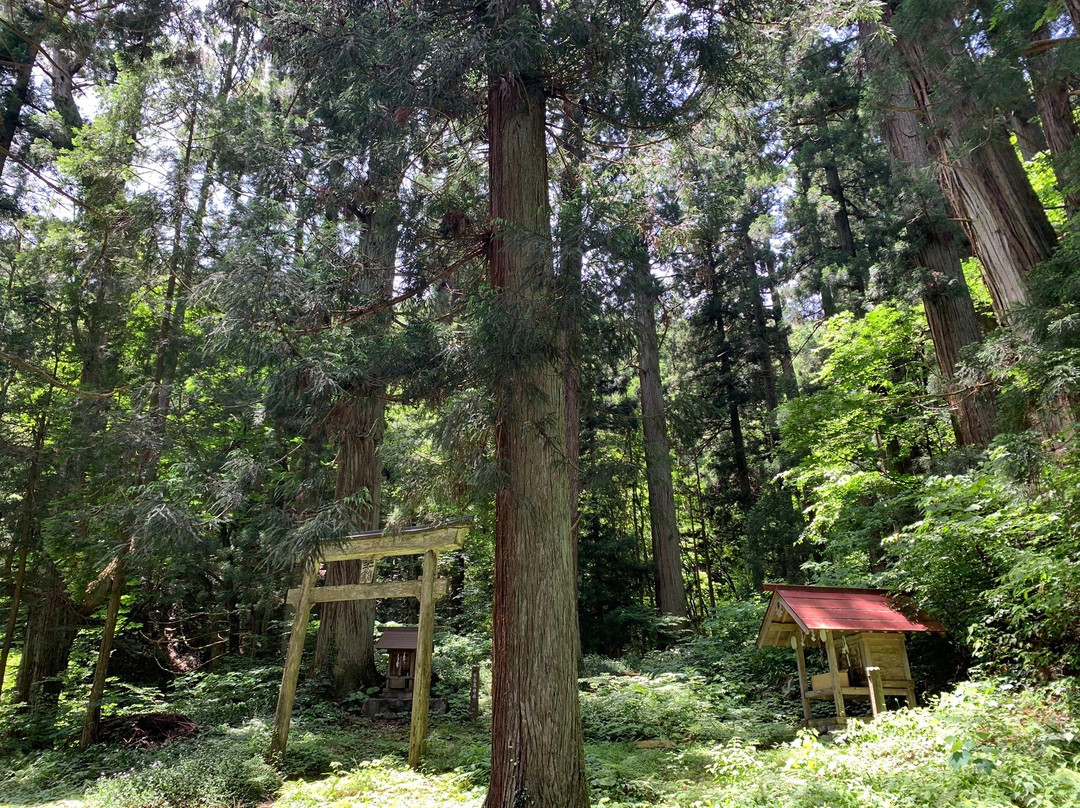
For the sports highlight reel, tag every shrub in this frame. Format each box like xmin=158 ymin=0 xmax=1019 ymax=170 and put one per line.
xmin=87 ymin=731 xmax=281 ymax=808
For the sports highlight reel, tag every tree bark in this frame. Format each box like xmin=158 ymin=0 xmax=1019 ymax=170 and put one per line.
xmin=314 ymin=393 xmax=384 ymax=694
xmin=0 ymin=400 xmax=49 ymax=699
xmin=703 ymin=244 xmax=753 ymax=504
xmin=486 ymin=3 xmax=588 ymax=803
xmin=558 ymin=100 xmax=585 ymax=641
xmin=0 ymin=55 xmax=33 ymax=181
xmin=15 ymin=560 xmax=84 ymax=710
xmin=883 ymin=4 xmax=1057 ymax=319
xmin=864 ymin=25 xmax=997 ymax=446
xmin=312 ymin=137 xmax=404 ymax=695
xmin=630 ymin=242 xmax=688 ymax=621
xmin=1027 ymin=26 xmax=1080 ymax=220
xmin=80 ymin=560 xmax=124 ymax=748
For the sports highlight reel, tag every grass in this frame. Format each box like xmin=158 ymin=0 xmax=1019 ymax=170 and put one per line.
xmin=2 ymin=654 xmax=1080 ymax=808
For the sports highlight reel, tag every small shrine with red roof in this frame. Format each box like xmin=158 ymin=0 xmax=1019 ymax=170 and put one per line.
xmin=756 ymin=584 xmax=946 ymax=729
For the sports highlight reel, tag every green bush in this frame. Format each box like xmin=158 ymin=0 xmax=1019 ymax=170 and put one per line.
xmin=580 ymin=672 xmax=731 ymax=743
xmin=430 ymin=631 xmax=490 ymax=719
xmin=87 ymin=731 xmax=281 ymax=808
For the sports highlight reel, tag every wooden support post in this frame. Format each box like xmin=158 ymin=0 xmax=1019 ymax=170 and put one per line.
xmin=409 ymin=549 xmax=437 ymax=768
xmin=824 ymin=630 xmax=847 ymax=726
xmin=469 ymin=664 xmax=480 ymax=720
xmin=866 ymin=666 xmax=885 ymax=718
xmin=794 ymin=631 xmax=812 ymax=726
xmin=268 ymin=561 xmax=318 ymax=764
xmin=899 ymin=641 xmax=918 ymax=708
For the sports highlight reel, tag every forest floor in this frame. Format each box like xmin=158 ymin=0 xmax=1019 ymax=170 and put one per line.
xmin=3 ymin=651 xmax=1080 ymax=808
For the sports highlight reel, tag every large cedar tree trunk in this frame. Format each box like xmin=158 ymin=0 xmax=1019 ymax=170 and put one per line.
xmin=884 ymin=4 xmax=1056 ymax=319
xmin=486 ymin=3 xmax=589 ymax=804
xmin=312 ymin=135 xmax=404 ymax=695
xmin=630 ymin=244 xmax=688 ymax=621
xmin=15 ymin=561 xmax=84 ymax=710
xmin=865 ymin=39 xmax=997 ymax=446
xmin=314 ymin=394 xmax=385 ymax=693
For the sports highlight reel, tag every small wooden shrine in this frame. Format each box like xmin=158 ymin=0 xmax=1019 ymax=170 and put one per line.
xmin=377 ymin=626 xmax=419 ymax=695
xmin=756 ymin=584 xmax=945 ymax=728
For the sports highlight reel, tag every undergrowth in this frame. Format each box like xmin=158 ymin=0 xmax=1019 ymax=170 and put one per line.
xmin=3 ymin=629 xmax=1080 ymax=808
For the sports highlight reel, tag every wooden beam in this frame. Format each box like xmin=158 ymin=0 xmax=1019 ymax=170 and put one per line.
xmin=824 ymin=630 xmax=847 ymax=726
xmin=268 ymin=561 xmax=318 ymax=763
xmin=794 ymin=630 xmax=812 ymax=726
xmin=409 ymin=550 xmax=437 ymax=768
xmin=286 ymin=578 xmax=449 ymax=607
xmin=321 ymin=526 xmax=467 ymax=563
xmin=866 ymin=666 xmax=885 ymax=718
xmin=899 ymin=640 xmax=917 ymax=707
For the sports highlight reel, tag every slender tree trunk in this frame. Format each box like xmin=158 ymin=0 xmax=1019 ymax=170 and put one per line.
xmin=486 ymin=4 xmax=588 ymax=802
xmin=80 ymin=560 xmax=124 ymax=748
xmin=0 ymin=56 xmax=32 ymax=181
xmin=0 ymin=398 xmax=49 ymax=698
xmin=558 ymin=100 xmax=585 ymax=652
xmin=823 ymin=161 xmax=857 ymax=259
xmin=741 ymin=233 xmax=781 ymax=448
xmin=693 ymin=460 xmax=716 ymax=610
xmin=630 ymin=243 xmax=688 ymax=621
xmin=703 ymin=244 xmax=753 ymax=503
xmin=763 ymin=254 xmax=799 ymax=398
xmin=1027 ymin=27 xmax=1080 ymax=220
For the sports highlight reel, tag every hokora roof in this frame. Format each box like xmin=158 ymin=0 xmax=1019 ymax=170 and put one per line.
xmin=375 ymin=626 xmax=418 ymax=651
xmin=756 ymin=584 xmax=946 ymax=648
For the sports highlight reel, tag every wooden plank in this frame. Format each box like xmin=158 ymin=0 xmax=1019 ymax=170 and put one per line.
xmin=268 ymin=561 xmax=318 ymax=763
xmin=409 ymin=550 xmax=437 ymax=768
xmin=322 ymin=526 xmax=466 ymax=563
xmin=807 ymin=686 xmax=914 ymax=699
xmin=824 ymin=630 xmax=847 ymax=725
xmin=794 ymin=630 xmax=812 ymax=726
xmin=866 ymin=666 xmax=885 ymax=718
xmin=899 ymin=638 xmax=917 ymax=707
xmin=287 ymin=578 xmax=449 ymax=607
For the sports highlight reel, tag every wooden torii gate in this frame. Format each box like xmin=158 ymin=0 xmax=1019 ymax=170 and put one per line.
xmin=268 ymin=520 xmax=470 ymax=767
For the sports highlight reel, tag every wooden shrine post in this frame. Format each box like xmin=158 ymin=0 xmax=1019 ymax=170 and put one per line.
xmin=268 ymin=522 xmax=469 ymax=767
xmin=823 ymin=630 xmax=847 ymax=726
xmin=866 ymin=666 xmax=885 ymax=718
xmin=793 ymin=630 xmax=812 ymax=726
xmin=409 ymin=550 xmax=437 ymax=767
xmin=269 ymin=561 xmax=317 ymax=763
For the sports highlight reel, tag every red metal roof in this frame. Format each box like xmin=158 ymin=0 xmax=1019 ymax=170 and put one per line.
xmin=757 ymin=584 xmax=945 ymax=647
xmin=375 ymin=626 xmax=418 ymax=651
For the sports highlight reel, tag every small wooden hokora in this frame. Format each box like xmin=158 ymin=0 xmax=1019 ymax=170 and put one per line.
xmin=377 ymin=626 xmax=419 ymax=695
xmin=756 ymin=584 xmax=946 ymax=729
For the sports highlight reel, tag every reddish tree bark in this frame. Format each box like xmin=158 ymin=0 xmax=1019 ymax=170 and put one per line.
xmin=486 ymin=3 xmax=588 ymax=804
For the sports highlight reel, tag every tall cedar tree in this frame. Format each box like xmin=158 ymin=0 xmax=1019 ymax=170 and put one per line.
xmin=486 ymin=1 xmax=589 ymax=803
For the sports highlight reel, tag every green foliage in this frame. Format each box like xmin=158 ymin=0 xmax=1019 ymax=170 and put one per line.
xmin=87 ymin=728 xmax=281 ymax=808
xmin=430 ymin=632 xmax=491 ymax=719
xmin=884 ymin=435 xmax=1080 ymax=678
xmin=780 ymin=306 xmax=951 ymax=583
xmin=685 ymin=679 xmax=1080 ymax=808
xmin=580 ymin=672 xmax=729 ymax=743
